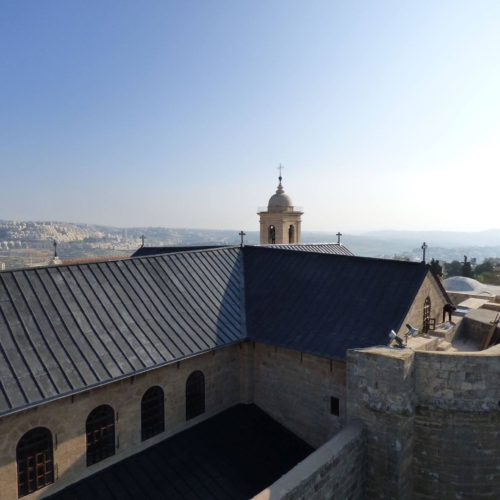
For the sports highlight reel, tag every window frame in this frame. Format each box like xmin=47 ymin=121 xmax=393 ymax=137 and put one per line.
xmin=186 ymin=370 xmax=205 ymax=421
xmin=17 ymin=427 xmax=54 ymax=498
xmin=86 ymin=404 xmax=116 ymax=467
xmin=141 ymin=386 xmax=165 ymax=441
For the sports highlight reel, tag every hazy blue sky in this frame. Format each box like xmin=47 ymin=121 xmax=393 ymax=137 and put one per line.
xmin=1 ymin=1 xmax=499 ymax=232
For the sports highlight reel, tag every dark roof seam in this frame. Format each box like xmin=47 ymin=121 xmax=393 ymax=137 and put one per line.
xmin=85 ymin=264 xmax=150 ymax=370
xmin=44 ymin=268 xmax=115 ymax=380
xmin=190 ymin=252 xmax=242 ymax=321
xmin=170 ymin=256 xmax=241 ymax=343
xmin=39 ymin=268 xmax=101 ymax=382
xmin=23 ymin=269 xmax=85 ymax=388
xmin=200 ymin=252 xmax=243 ymax=317
xmin=0 ymin=327 xmax=22 ymax=408
xmin=115 ymin=260 xmax=188 ymax=358
xmin=158 ymin=253 xmax=237 ymax=337
xmin=11 ymin=272 xmax=73 ymax=391
xmin=104 ymin=261 xmax=175 ymax=362
xmin=131 ymin=257 xmax=206 ymax=352
xmin=123 ymin=258 xmax=197 ymax=354
xmin=189 ymin=250 xmax=243 ymax=311
xmin=57 ymin=267 xmax=122 ymax=379
xmin=148 ymin=256 xmax=228 ymax=348
xmin=166 ymin=254 xmax=241 ymax=341
xmin=0 ymin=274 xmax=47 ymax=401
xmin=98 ymin=262 xmax=162 ymax=367
xmin=66 ymin=265 xmax=135 ymax=374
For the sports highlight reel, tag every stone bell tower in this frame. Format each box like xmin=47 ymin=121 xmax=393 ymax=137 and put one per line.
xmin=258 ymin=167 xmax=303 ymax=244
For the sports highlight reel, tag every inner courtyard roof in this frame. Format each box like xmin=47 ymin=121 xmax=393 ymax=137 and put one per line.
xmin=44 ymin=404 xmax=314 ymax=500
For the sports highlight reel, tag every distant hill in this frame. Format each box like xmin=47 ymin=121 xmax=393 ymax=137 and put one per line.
xmin=363 ymin=229 xmax=500 ymax=248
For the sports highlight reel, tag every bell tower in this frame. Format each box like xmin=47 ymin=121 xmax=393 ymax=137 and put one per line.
xmin=257 ymin=166 xmax=303 ymax=244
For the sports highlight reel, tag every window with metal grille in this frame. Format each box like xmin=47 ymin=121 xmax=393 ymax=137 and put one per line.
xmin=186 ymin=370 xmax=205 ymax=420
xmin=331 ymin=396 xmax=340 ymax=416
xmin=86 ymin=405 xmax=115 ymax=467
xmin=17 ymin=427 xmax=54 ymax=498
xmin=141 ymin=386 xmax=165 ymax=441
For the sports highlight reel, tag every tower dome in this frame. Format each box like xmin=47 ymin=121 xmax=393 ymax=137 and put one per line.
xmin=257 ymin=166 xmax=304 ymax=245
xmin=268 ymin=182 xmax=293 ymax=211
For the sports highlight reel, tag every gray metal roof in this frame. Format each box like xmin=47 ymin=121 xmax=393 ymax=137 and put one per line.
xmin=131 ymin=246 xmax=228 ymax=258
xmin=244 ymin=246 xmax=430 ymax=361
xmin=0 ymin=248 xmax=245 ymax=417
xmin=0 ymin=245 xmax=438 ymax=417
xmin=259 ymin=243 xmax=354 ymax=256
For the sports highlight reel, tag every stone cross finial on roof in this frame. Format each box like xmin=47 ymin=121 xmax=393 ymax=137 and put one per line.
xmin=239 ymin=231 xmax=246 ymax=248
xmin=421 ymin=242 xmax=428 ymax=264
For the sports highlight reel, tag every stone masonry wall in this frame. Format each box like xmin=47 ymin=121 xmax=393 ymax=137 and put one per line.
xmin=252 ymin=343 xmax=346 ymax=448
xmin=414 ymin=346 xmax=500 ymax=499
xmin=347 ymin=347 xmax=416 ymax=500
xmin=0 ymin=344 xmax=242 ymax=500
xmin=252 ymin=421 xmax=366 ymax=500
xmin=399 ymin=273 xmax=448 ymax=336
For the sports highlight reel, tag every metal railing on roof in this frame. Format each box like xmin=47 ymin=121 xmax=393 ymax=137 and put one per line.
xmin=257 ymin=206 xmax=304 ymax=212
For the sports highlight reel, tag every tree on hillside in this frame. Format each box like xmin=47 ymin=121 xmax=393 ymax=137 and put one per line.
xmin=444 ymin=260 xmax=462 ymax=278
xmin=475 ymin=260 xmax=494 ymax=276
xmin=429 ymin=258 xmax=443 ymax=277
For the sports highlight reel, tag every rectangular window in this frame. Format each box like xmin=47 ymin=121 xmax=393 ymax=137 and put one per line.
xmin=330 ymin=396 xmax=340 ymax=416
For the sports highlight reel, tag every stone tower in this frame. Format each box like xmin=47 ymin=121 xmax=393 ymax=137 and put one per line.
xmin=258 ymin=175 xmax=303 ymax=244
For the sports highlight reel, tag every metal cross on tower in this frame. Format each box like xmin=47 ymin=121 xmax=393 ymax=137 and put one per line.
xmin=421 ymin=242 xmax=428 ymax=264
xmin=277 ymin=163 xmax=284 ymax=182
xmin=336 ymin=232 xmax=342 ymax=244
xmin=53 ymin=240 xmax=58 ymax=258
xmin=239 ymin=231 xmax=246 ymax=247
xmin=140 ymin=235 xmax=146 ymax=248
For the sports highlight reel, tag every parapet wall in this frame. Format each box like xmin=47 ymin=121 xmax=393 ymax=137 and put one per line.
xmin=252 ymin=421 xmax=365 ymax=500
xmin=414 ymin=346 xmax=500 ymax=499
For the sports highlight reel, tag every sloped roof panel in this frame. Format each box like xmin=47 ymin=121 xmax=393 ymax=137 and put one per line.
xmin=243 ymin=246 xmax=427 ymax=361
xmin=259 ymin=243 xmax=354 ymax=256
xmin=0 ymin=248 xmax=245 ymax=417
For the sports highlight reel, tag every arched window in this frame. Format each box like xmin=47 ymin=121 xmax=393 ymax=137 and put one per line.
xmin=186 ymin=370 xmax=205 ymax=420
xmin=17 ymin=427 xmax=54 ymax=498
xmin=288 ymin=225 xmax=295 ymax=244
xmin=423 ymin=296 xmax=431 ymax=333
xmin=86 ymin=405 xmax=115 ymax=467
xmin=141 ymin=386 xmax=165 ymax=441
xmin=268 ymin=225 xmax=276 ymax=244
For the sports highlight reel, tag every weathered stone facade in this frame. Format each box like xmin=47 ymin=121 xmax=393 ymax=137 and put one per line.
xmin=414 ymin=346 xmax=500 ymax=499
xmin=253 ymin=344 xmax=346 ymax=448
xmin=253 ymin=421 xmax=366 ymax=500
xmin=347 ymin=347 xmax=416 ymax=500
xmin=0 ymin=345 xmax=241 ymax=500
xmin=399 ymin=273 xmax=448 ymax=335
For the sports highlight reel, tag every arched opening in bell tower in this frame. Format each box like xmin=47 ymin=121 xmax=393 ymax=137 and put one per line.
xmin=268 ymin=226 xmax=276 ymax=244
xmin=288 ymin=225 xmax=295 ymax=244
